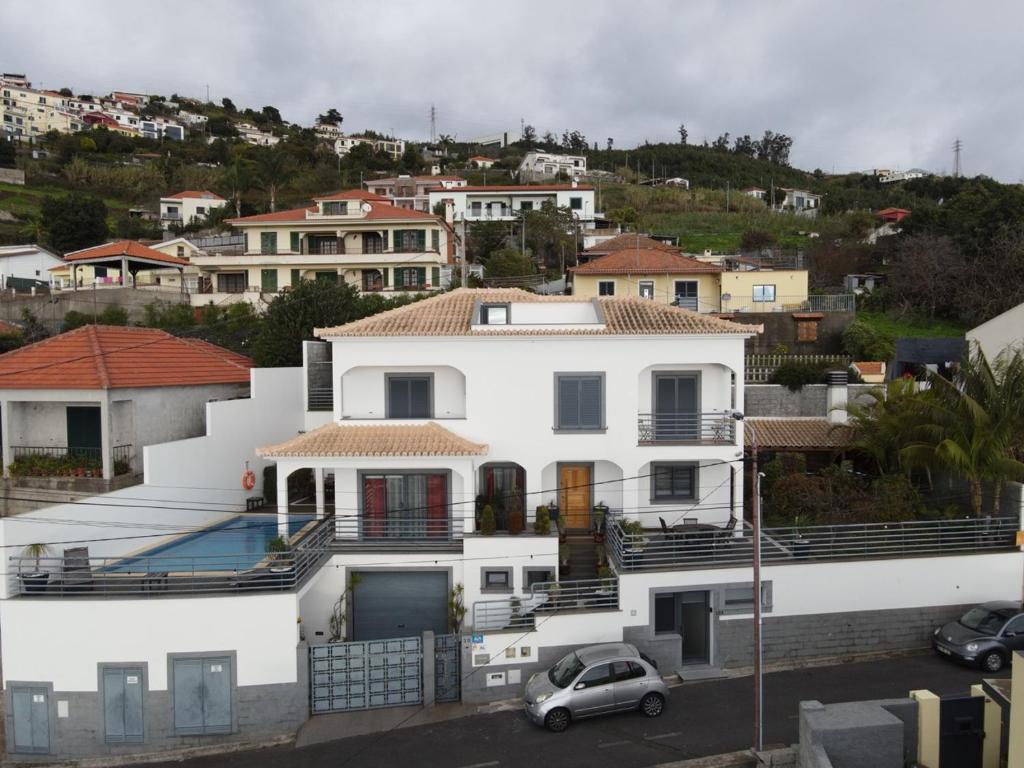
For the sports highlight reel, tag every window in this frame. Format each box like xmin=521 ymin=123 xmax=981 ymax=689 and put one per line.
xmin=396 ymin=267 xmax=427 ymax=289
xmin=524 ymin=567 xmax=556 ymax=589
xmin=638 ymin=280 xmax=655 ymax=299
xmin=482 ymin=568 xmax=512 ymax=592
xmin=290 ymin=232 xmax=301 ymax=253
xmin=576 ymin=664 xmax=613 ymax=688
xmin=395 ymin=229 xmax=426 ymax=253
xmin=612 ymin=661 xmax=646 ymax=681
xmin=362 ymin=472 xmax=449 ymax=538
xmin=176 ymin=245 xmax=185 ymax=258
xmin=259 ymin=232 xmax=277 ymax=255
xmin=260 ymin=269 xmax=277 ymax=292
xmin=569 ymin=196 xmax=582 ymax=210
xmin=431 ymin=229 xmax=440 ymax=252
xmin=374 ymin=187 xmax=387 ymax=195
xmin=103 ymin=667 xmax=144 ymax=743
xmin=674 ymin=280 xmax=698 ymax=311
xmin=479 ymin=303 xmax=509 ymax=325
xmin=172 ymin=656 xmax=232 ymax=735
xmin=520 ymin=201 xmax=533 ymax=212
xmin=470 ymin=201 xmax=482 ymax=216
xmin=555 ymin=373 xmax=604 ymax=431
xmin=362 ymin=269 xmax=383 ymax=292
xmin=314 ymin=270 xmax=338 ymax=284
xmin=322 ymin=201 xmax=348 ymax=215
xmin=217 ymin=272 xmax=246 ymax=293
xmin=196 ymin=206 xmax=206 ymax=215
xmin=386 ymin=374 xmax=433 ymax=418
xmin=720 ymin=583 xmax=773 ymax=615
xmin=651 ymin=463 xmax=697 ymax=502
xmin=598 ymin=280 xmax=615 ymax=296
xmin=752 ymin=284 xmax=776 ymax=302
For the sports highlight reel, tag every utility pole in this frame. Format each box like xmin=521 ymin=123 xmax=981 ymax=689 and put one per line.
xmin=205 ymin=84 xmax=210 ymax=104
xmin=952 ymin=138 xmax=962 ymax=178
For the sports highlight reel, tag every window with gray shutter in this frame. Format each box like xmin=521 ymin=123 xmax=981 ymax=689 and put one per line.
xmin=555 ymin=374 xmax=604 ymax=430
xmin=173 ymin=657 xmax=232 ymax=735
xmin=103 ymin=667 xmax=144 ymax=743
xmin=387 ymin=375 xmax=433 ymax=418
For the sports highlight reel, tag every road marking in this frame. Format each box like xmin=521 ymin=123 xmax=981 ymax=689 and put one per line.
xmin=597 ymin=740 xmax=632 ymax=749
xmin=455 ymin=762 xmax=499 ymax=768
xmin=645 ymin=731 xmax=682 ymax=741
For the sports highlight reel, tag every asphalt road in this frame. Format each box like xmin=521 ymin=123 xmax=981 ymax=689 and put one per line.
xmin=142 ymin=652 xmax=984 ymax=768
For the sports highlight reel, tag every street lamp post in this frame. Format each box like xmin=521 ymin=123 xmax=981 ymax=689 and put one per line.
xmin=732 ymin=411 xmax=763 ymax=752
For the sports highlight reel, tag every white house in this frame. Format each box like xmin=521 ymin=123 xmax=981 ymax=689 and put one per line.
xmin=967 ymin=301 xmax=1024 ymax=360
xmin=334 ymin=134 xmax=405 ymax=160
xmin=139 ymin=117 xmax=185 ymax=141
xmin=159 ymin=190 xmax=227 ymax=226
xmin=879 ymin=168 xmax=928 ymax=184
xmin=234 ymin=122 xmax=281 ymax=147
xmin=428 ymin=183 xmax=599 ymax=227
xmin=517 ymin=150 xmax=587 ymax=182
xmin=0 ymin=244 xmax=63 ymax=288
xmin=364 ymin=174 xmax=466 ymax=212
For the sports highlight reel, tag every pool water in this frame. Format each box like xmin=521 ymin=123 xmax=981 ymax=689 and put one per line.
xmin=109 ymin=514 xmax=315 ymax=573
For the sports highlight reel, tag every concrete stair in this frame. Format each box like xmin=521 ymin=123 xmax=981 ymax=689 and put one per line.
xmin=562 ymin=536 xmax=600 ymax=580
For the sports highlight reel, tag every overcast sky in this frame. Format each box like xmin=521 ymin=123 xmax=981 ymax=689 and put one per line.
xmin=3 ymin=0 xmax=1022 ymax=180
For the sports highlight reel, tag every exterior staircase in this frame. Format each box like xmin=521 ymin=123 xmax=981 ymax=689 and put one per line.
xmin=562 ymin=535 xmax=601 ymax=580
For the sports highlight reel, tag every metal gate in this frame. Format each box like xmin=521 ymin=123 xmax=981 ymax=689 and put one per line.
xmin=310 ymin=636 xmax=422 ymax=713
xmin=939 ymin=695 xmax=984 ymax=768
xmin=434 ymin=634 xmax=461 ymax=703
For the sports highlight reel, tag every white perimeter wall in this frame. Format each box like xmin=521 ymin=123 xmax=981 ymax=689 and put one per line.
xmin=0 ymin=593 xmax=299 ymax=691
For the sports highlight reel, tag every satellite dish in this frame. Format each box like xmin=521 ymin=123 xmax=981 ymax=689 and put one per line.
xmin=361 ymin=202 xmax=372 ymax=213
xmin=721 ymin=293 xmax=732 ymax=302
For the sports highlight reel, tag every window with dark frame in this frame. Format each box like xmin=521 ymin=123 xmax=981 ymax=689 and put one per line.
xmin=752 ymin=284 xmax=776 ymax=302
xmin=322 ymin=201 xmax=348 ymax=215
xmin=569 ymin=197 xmax=582 ymax=210
xmin=598 ymin=281 xmax=615 ymax=296
xmin=555 ymin=374 xmax=604 ymax=430
xmin=479 ymin=303 xmax=509 ymax=325
xmin=651 ymin=463 xmax=697 ymax=502
xmin=217 ymin=272 xmax=246 ymax=293
xmin=362 ymin=472 xmax=448 ymax=538
xmin=638 ymin=280 xmax=655 ymax=299
xmin=524 ymin=568 xmax=556 ymax=588
xmin=482 ymin=569 xmax=511 ymax=590
xmin=387 ymin=374 xmax=432 ymax=418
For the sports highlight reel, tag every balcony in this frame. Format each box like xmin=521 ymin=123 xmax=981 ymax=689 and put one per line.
xmin=472 ymin=578 xmax=619 ymax=632
xmin=637 ymin=413 xmax=736 ymax=445
xmin=605 ymin=515 xmax=1019 ymax=573
xmin=334 ymin=515 xmax=465 ymax=546
xmin=10 ymin=444 xmax=133 ymax=477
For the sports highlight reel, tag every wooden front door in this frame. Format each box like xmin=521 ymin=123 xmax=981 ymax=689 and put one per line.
xmin=559 ymin=464 xmax=592 ymax=530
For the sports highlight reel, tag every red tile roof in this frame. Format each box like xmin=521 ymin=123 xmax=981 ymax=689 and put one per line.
xmin=162 ymin=190 xmax=225 ymax=201
xmin=432 ymin=184 xmax=593 ymax=192
xmin=571 ymin=248 xmax=721 ymax=275
xmin=0 ymin=325 xmax=253 ymax=390
xmin=314 ymin=189 xmax=391 ymax=202
xmin=0 ymin=321 xmax=21 ymax=335
xmin=744 ymin=418 xmax=852 ymax=450
xmin=62 ymin=240 xmax=189 ymax=266
xmin=227 ymin=200 xmax=440 ymax=225
xmin=583 ymin=233 xmax=680 ymax=255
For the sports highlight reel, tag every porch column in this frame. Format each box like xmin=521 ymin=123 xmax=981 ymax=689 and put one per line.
xmin=120 ymin=256 xmax=129 ymax=287
xmin=72 ymin=264 xmax=78 ymax=291
xmin=276 ymin=463 xmax=290 ymax=539
xmin=100 ymin=396 xmax=112 ymax=480
xmin=314 ymin=467 xmax=325 ymax=520
xmin=0 ymin=398 xmax=11 ymax=479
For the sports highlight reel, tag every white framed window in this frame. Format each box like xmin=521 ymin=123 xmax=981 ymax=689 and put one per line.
xmin=638 ymin=281 xmax=655 ymax=299
xmin=752 ymin=284 xmax=776 ymax=303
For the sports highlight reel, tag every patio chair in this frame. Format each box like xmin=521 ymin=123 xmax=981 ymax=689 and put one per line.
xmin=61 ymin=547 xmax=93 ymax=594
xmin=659 ymin=517 xmax=670 ymax=534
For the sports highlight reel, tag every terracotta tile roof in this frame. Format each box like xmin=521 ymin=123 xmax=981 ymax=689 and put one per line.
xmin=583 ymin=233 xmax=680 ymax=254
xmin=62 ymin=240 xmax=188 ymax=266
xmin=370 ymin=176 xmax=465 ymax=184
xmin=226 ymin=200 xmax=440 ymax=225
xmin=571 ymin=248 xmax=722 ymax=275
xmin=0 ymin=325 xmax=253 ymax=390
xmin=745 ymin=418 xmax=852 ymax=450
xmin=0 ymin=320 xmax=21 ymax=335
xmin=316 ymin=288 xmax=758 ymax=338
xmin=431 ymin=184 xmax=593 ymax=192
xmin=314 ymin=189 xmax=391 ymax=202
xmin=258 ymin=421 xmax=488 ymax=458
xmin=852 ymin=361 xmax=885 ymax=375
xmin=162 ymin=190 xmax=225 ymax=201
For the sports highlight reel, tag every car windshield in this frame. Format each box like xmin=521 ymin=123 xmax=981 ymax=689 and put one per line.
xmin=548 ymin=652 xmax=585 ymax=688
xmin=959 ymin=607 xmax=1005 ymax=634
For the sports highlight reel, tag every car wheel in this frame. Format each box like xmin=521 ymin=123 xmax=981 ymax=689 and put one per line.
xmin=640 ymin=692 xmax=665 ymax=718
xmin=544 ymin=707 xmax=570 ymax=733
xmin=981 ymin=651 xmax=1005 ymax=673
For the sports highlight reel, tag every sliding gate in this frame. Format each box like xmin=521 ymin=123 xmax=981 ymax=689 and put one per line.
xmin=310 ymin=636 xmax=422 ymax=713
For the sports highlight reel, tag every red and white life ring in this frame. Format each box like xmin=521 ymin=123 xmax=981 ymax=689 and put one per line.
xmin=242 ymin=470 xmax=256 ymax=490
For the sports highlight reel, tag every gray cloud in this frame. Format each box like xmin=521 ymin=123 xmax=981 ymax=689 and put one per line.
xmin=2 ymin=0 xmax=1021 ymax=180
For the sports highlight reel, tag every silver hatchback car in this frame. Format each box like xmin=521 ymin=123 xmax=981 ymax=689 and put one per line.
xmin=524 ymin=642 xmax=670 ymax=732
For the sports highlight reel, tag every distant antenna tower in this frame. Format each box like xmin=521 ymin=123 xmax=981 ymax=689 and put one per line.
xmin=952 ymin=138 xmax=962 ymax=177
xmin=430 ymin=104 xmax=436 ymax=144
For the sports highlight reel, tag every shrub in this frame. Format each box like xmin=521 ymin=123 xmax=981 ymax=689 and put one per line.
xmin=63 ymin=310 xmax=92 ymax=331
xmin=842 ymin=319 xmax=895 ymax=361
xmin=507 ymin=509 xmax=524 ymax=535
xmin=480 ymin=505 xmax=496 ymax=535
xmin=97 ymin=304 xmax=128 ymax=326
xmin=769 ymin=359 xmax=831 ymax=391
xmin=533 ymin=505 xmax=551 ymax=535
xmin=740 ymin=228 xmax=777 ymax=250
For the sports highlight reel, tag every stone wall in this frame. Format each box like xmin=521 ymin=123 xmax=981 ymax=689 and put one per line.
xmin=727 ymin=312 xmax=854 ymax=355
xmin=744 ymin=384 xmax=876 ymax=418
xmin=0 ymin=168 xmax=25 ymax=185
xmin=0 ymin=287 xmax=188 ymax=333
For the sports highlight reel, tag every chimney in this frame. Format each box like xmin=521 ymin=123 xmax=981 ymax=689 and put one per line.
xmin=443 ymin=199 xmax=455 ymax=226
xmin=826 ymin=370 xmax=849 ymax=424
xmin=571 ymin=179 xmax=578 ymax=189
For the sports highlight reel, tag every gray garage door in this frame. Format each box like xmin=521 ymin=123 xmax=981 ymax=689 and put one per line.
xmin=352 ymin=571 xmax=448 ymax=641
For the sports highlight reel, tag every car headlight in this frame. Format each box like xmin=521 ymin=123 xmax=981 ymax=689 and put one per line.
xmin=965 ymin=643 xmax=979 ymax=652
xmin=534 ymin=693 xmax=551 ymax=704
xmin=933 ymin=628 xmax=940 ymax=636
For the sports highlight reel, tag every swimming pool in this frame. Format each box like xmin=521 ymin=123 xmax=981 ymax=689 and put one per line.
xmin=109 ymin=514 xmax=316 ymax=573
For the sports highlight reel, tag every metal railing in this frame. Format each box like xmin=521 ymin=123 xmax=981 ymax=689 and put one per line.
xmin=335 ymin=515 xmax=465 ymax=542
xmin=9 ymin=514 xmax=336 ymax=598
xmin=307 ymin=387 xmax=333 ymax=411
xmin=721 ymin=294 xmax=856 ymax=314
xmin=637 ymin=413 xmax=736 ymax=444
xmin=12 ymin=445 xmax=102 ymax=462
xmin=472 ymin=577 xmax=620 ymax=632
xmin=605 ymin=515 xmax=1019 ymax=573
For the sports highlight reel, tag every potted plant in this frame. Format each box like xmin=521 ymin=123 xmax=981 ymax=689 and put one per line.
xmin=508 ymin=509 xmax=524 ymax=535
xmin=558 ymin=542 xmax=570 ymax=574
xmin=19 ymin=543 xmax=52 ymax=593
xmin=791 ymin=515 xmax=810 ymax=559
xmin=557 ymin=519 xmax=568 ymax=544
xmin=596 ymin=565 xmax=616 ymax=596
xmin=533 ymin=506 xmax=552 ymax=536
xmin=592 ymin=504 xmax=608 ymax=544
xmin=618 ymin=519 xmax=647 ymax=567
xmin=480 ymin=504 xmax=497 ymax=535
xmin=547 ymin=501 xmax=560 ymax=526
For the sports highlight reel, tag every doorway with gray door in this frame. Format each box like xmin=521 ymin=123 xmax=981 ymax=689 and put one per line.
xmin=655 ymin=590 xmax=710 ymax=665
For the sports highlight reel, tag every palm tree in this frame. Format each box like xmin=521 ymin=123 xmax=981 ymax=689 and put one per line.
xmin=843 ymin=377 xmax=923 ymax=476
xmin=254 ymin=149 xmax=295 ymax=213
xmin=437 ymin=134 xmax=455 ymax=157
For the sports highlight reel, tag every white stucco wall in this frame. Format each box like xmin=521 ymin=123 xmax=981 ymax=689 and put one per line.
xmin=967 ymin=302 xmax=1024 ymax=360
xmin=339 ymin=365 xmax=466 ymax=419
xmin=0 ymin=248 xmax=64 ymax=282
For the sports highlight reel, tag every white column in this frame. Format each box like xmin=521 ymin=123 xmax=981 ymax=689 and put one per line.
xmin=314 ymin=467 xmax=325 ymax=520
xmin=0 ymin=398 xmax=10 ymax=479
xmin=276 ymin=464 xmax=290 ymax=538
xmin=99 ymin=396 xmax=112 ymax=480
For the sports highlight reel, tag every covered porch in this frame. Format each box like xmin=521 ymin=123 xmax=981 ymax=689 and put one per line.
xmin=62 ymin=240 xmax=188 ymax=292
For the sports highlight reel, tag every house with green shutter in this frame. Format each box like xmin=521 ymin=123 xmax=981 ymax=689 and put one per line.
xmin=189 ymin=189 xmax=452 ymax=306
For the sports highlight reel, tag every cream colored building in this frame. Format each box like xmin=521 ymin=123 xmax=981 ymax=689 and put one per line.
xmin=191 ymin=189 xmax=452 ymax=306
xmin=0 ymin=82 xmax=84 ymax=142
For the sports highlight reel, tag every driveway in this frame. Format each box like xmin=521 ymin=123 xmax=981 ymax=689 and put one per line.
xmin=140 ymin=652 xmax=984 ymax=768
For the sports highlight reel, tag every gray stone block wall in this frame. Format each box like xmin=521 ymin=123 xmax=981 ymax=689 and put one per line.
xmin=743 ymin=384 xmax=877 ymax=419
xmin=798 ymin=698 xmax=915 ymax=768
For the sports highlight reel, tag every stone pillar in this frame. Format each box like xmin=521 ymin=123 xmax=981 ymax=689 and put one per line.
xmin=277 ymin=464 xmax=290 ymax=539
xmin=314 ymin=467 xmax=325 ymax=520
xmin=422 ymin=630 xmax=436 ymax=708
xmin=970 ymin=683 xmax=1002 ymax=768
xmin=909 ymin=689 xmax=940 ymax=768
xmin=120 ymin=256 xmax=129 ymax=288
xmin=1009 ymin=652 xmax=1024 ymax=768
xmin=99 ymin=397 xmax=112 ymax=480
xmin=0 ymin=398 xmax=10 ymax=479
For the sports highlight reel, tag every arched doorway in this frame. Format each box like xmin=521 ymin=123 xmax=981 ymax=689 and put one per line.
xmin=477 ymin=463 xmax=526 ymax=532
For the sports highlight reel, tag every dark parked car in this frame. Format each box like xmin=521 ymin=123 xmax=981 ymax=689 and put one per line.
xmin=933 ymin=601 xmax=1024 ymax=673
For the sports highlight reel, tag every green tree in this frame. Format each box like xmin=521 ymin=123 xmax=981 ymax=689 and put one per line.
xmin=484 ymin=248 xmax=535 ymax=278
xmin=0 ymin=137 xmax=16 ymax=168
xmin=467 ymin=220 xmax=510 ymax=264
xmin=78 ymin=136 xmax=98 ymax=152
xmin=316 ymin=108 xmax=343 ymax=125
xmin=40 ymin=193 xmax=109 ymax=253
xmin=221 ymin=97 xmax=237 ymax=112
xmin=842 ymin=319 xmax=895 ymax=361
xmin=739 ymin=228 xmax=776 ymax=251
xmin=522 ymin=202 xmax=576 ymax=268
xmin=97 ymin=304 xmax=129 ymax=326
xmin=115 ymin=216 xmax=162 ymax=240
xmin=845 ymin=378 xmax=923 ymax=476
xmin=254 ymin=148 xmax=295 ymax=212
xmin=19 ymin=309 xmax=50 ymax=344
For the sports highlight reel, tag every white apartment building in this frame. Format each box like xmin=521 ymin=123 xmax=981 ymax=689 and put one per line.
xmin=140 ymin=117 xmax=186 ymax=141
xmin=517 ymin=150 xmax=587 ymax=182
xmin=159 ymin=190 xmax=227 ymax=226
xmin=177 ymin=111 xmax=208 ymax=127
xmin=428 ymin=183 xmax=599 ymax=227
xmin=0 ymin=83 xmax=84 ymax=142
xmin=364 ymin=174 xmax=466 ymax=212
xmin=334 ymin=134 xmax=406 ymax=160
xmin=879 ymin=168 xmax=928 ymax=184
xmin=314 ymin=122 xmax=343 ymax=140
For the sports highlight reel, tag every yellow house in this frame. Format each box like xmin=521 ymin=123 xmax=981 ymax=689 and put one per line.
xmin=719 ymin=266 xmax=809 ymax=312
xmin=191 ymin=189 xmax=453 ymax=304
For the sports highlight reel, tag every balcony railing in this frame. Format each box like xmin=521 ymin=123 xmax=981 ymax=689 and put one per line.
xmin=720 ymin=294 xmax=856 ymax=313
xmin=335 ymin=515 xmax=465 ymax=543
xmin=10 ymin=514 xmax=336 ymax=598
xmin=637 ymin=413 xmax=736 ymax=445
xmin=472 ymin=578 xmax=620 ymax=632
xmin=605 ymin=515 xmax=1019 ymax=573
xmin=10 ymin=444 xmax=133 ymax=476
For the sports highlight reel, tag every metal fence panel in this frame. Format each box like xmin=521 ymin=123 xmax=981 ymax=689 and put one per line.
xmin=310 ymin=636 xmax=422 ymax=713
xmin=434 ymin=634 xmax=461 ymax=703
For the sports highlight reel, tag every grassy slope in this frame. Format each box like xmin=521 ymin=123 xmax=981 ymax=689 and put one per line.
xmin=0 ymin=180 xmax=135 ymax=243
xmin=858 ymin=310 xmax=966 ymax=338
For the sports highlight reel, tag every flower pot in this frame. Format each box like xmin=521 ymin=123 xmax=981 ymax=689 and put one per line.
xmin=19 ymin=572 xmax=50 ymax=594
xmin=792 ymin=536 xmax=810 ymax=559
